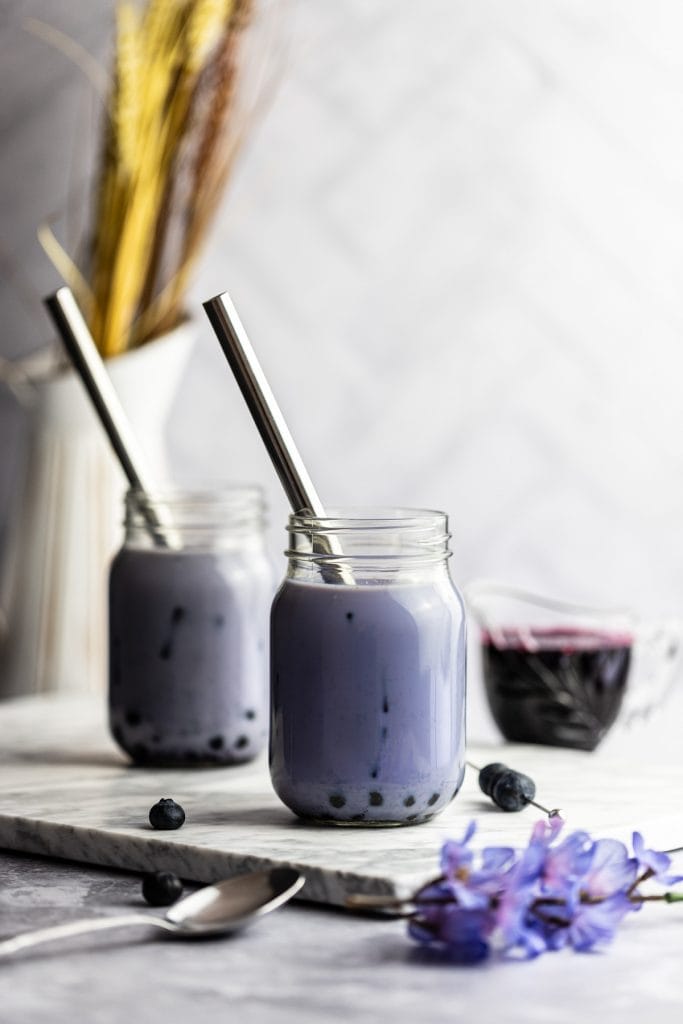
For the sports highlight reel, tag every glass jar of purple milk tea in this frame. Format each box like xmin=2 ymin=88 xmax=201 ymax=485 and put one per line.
xmin=109 ymin=487 xmax=272 ymax=765
xmin=270 ymin=508 xmax=467 ymax=825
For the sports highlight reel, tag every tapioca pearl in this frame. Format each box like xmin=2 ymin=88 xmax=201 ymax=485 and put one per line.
xmin=329 ymin=793 xmax=346 ymax=809
xmin=245 ymin=709 xmax=256 ymax=720
xmin=369 ymin=791 xmax=383 ymax=806
xmin=213 ymin=614 xmax=225 ymax=628
xmin=125 ymin=709 xmax=142 ymax=727
xmin=406 ymin=813 xmax=418 ymax=822
xmin=171 ymin=606 xmax=185 ymax=624
xmin=346 ymin=611 xmax=354 ymax=621
xmin=209 ymin=735 xmax=224 ymax=751
xmin=427 ymin=792 xmax=440 ymax=806
xmin=159 ymin=642 xmax=171 ymax=660
xmin=234 ymin=735 xmax=249 ymax=750
xmin=382 ymin=697 xmax=389 ymax=713
xmin=403 ymin=795 xmax=415 ymax=807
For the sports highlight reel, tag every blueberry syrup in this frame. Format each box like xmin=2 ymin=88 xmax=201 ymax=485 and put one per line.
xmin=481 ymin=627 xmax=633 ymax=751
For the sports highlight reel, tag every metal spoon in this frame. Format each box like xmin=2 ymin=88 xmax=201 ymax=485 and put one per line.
xmin=0 ymin=867 xmax=305 ymax=959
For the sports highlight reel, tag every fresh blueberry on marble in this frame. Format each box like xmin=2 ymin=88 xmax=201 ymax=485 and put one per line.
xmin=149 ymin=798 xmax=186 ymax=830
xmin=477 ymin=762 xmax=509 ymax=798
xmin=142 ymin=870 xmax=183 ymax=906
xmin=491 ymin=770 xmax=536 ymax=812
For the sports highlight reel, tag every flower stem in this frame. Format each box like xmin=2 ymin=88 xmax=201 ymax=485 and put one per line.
xmin=627 ymin=868 xmax=653 ymax=897
xmin=630 ymin=892 xmax=683 ymax=903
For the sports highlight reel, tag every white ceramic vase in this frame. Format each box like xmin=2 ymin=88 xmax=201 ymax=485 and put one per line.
xmin=0 ymin=322 xmax=195 ymax=698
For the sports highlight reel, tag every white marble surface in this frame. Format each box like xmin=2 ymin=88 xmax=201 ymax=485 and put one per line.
xmin=0 ymin=694 xmax=682 ymax=910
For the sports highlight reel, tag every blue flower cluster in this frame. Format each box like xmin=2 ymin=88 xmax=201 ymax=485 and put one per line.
xmin=409 ymin=820 xmax=683 ymax=963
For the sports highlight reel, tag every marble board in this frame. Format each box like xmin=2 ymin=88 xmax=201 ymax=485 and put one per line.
xmin=1 ymin=695 xmax=682 ymax=907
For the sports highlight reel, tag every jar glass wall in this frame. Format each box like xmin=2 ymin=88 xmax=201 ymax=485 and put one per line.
xmin=269 ymin=508 xmax=467 ymax=825
xmin=109 ymin=487 xmax=272 ymax=765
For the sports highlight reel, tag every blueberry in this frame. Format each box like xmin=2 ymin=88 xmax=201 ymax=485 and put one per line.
xmin=491 ymin=770 xmax=536 ymax=812
xmin=478 ymin=762 xmax=508 ymax=797
xmin=142 ymin=871 xmax=183 ymax=907
xmin=149 ymin=798 xmax=186 ymax=830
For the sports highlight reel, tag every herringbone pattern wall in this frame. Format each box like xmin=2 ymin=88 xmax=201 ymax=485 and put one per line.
xmin=2 ymin=2 xmax=683 ymax=726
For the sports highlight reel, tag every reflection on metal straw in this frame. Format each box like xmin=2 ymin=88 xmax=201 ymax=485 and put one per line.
xmin=203 ymin=291 xmax=354 ymax=584
xmin=44 ymin=287 xmax=179 ymax=549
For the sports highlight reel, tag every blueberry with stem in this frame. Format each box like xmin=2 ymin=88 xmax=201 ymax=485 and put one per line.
xmin=467 ymin=760 xmax=561 ymax=818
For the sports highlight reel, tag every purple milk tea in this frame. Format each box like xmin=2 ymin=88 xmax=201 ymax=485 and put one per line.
xmin=108 ymin=489 xmax=271 ymax=765
xmin=482 ymin=627 xmax=632 ymax=750
xmin=269 ymin=509 xmax=467 ymax=825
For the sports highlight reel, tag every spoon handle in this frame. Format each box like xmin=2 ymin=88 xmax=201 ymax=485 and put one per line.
xmin=0 ymin=913 xmax=176 ymax=959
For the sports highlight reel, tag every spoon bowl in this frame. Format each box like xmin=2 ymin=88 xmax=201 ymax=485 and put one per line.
xmin=165 ymin=867 xmax=305 ymax=936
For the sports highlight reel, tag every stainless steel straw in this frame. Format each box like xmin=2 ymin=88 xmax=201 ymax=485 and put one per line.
xmin=44 ymin=287 xmax=179 ymax=549
xmin=203 ymin=291 xmax=354 ymax=584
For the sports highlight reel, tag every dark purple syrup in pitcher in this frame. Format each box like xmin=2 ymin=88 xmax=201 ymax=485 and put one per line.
xmin=481 ymin=627 xmax=632 ymax=751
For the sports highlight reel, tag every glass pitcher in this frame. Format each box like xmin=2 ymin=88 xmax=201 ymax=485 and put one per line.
xmin=465 ymin=581 xmax=681 ymax=751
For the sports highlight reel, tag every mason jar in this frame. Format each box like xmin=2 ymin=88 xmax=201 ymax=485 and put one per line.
xmin=109 ymin=487 xmax=272 ymax=765
xmin=269 ymin=508 xmax=467 ymax=825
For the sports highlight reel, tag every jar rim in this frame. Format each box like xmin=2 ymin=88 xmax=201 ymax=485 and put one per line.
xmin=126 ymin=484 xmax=264 ymax=505
xmin=125 ymin=485 xmax=266 ymax=523
xmin=288 ymin=506 xmax=448 ymax=530
xmin=123 ymin=485 xmax=267 ymax=546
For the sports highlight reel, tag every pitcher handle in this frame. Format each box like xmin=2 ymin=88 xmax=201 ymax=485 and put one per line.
xmin=621 ymin=619 xmax=683 ymax=726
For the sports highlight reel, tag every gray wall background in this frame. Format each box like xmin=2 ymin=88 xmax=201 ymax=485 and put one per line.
xmin=2 ymin=2 xmax=683 ymax=662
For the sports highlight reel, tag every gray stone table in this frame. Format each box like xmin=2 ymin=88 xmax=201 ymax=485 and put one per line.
xmin=1 ymin=688 xmax=683 ymax=1024
xmin=1 ymin=846 xmax=682 ymax=1024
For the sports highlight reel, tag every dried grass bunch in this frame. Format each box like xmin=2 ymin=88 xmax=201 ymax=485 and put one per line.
xmin=43 ymin=0 xmax=259 ymax=358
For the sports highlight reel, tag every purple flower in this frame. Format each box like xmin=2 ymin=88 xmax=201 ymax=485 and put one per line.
xmin=632 ymin=832 xmax=683 ymax=886
xmin=409 ymin=906 xmax=490 ymax=964
xmin=406 ymin=818 xmax=683 ymax=965
xmin=440 ymin=820 xmax=476 ymax=878
xmin=552 ymin=838 xmax=637 ymax=952
xmin=541 ymin=830 xmax=593 ymax=895
xmin=580 ymin=838 xmax=637 ymax=900
xmin=566 ymin=892 xmax=633 ymax=952
xmin=411 ymin=875 xmax=492 ymax=963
